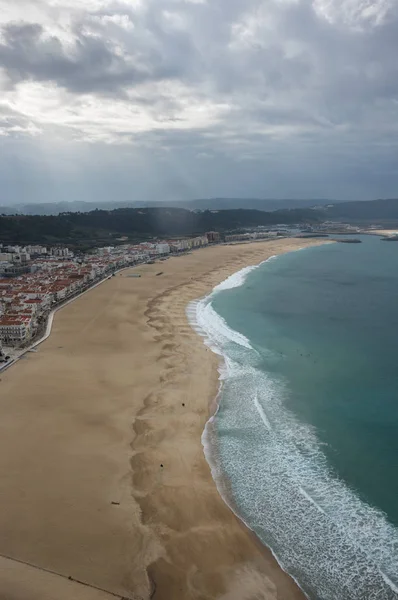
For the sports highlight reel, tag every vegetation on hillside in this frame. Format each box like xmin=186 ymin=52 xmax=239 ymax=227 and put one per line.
xmin=323 ymin=198 xmax=398 ymax=221
xmin=0 ymin=206 xmax=319 ymax=248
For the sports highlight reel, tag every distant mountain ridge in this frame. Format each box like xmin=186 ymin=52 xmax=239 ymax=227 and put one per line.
xmin=1 ymin=198 xmax=339 ymax=216
xmin=321 ymin=198 xmax=398 ymax=221
xmin=1 ymin=197 xmax=398 ymax=221
xmin=183 ymin=198 xmax=336 ymax=211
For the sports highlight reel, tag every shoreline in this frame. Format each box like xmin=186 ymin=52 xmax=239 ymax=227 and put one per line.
xmin=192 ymin=239 xmax=398 ymax=600
xmin=186 ymin=250 xmax=311 ymax=600
xmin=136 ymin=240 xmax=331 ymax=599
xmin=0 ymin=238 xmax=330 ymax=600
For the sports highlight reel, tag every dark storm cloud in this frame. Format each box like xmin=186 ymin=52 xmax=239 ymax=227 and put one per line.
xmin=0 ymin=0 xmax=397 ymax=201
xmin=0 ymin=4 xmax=206 ymax=96
xmin=1 ymin=0 xmax=397 ymax=115
xmin=0 ymin=20 xmax=174 ymax=94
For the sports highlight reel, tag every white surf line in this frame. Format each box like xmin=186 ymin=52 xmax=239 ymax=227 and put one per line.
xmin=380 ymin=571 xmax=398 ymax=594
xmin=298 ymin=486 xmax=326 ymax=515
xmin=0 ymin=265 xmax=133 ymax=375
xmin=187 ymin=247 xmax=340 ymax=600
xmin=253 ymin=392 xmax=272 ymax=431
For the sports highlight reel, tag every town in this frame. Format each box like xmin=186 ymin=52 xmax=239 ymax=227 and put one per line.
xmin=0 ymin=234 xmax=215 ymax=361
xmin=0 ymin=220 xmax=365 ymax=363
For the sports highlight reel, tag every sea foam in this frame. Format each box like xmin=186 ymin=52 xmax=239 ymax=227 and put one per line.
xmin=187 ymin=261 xmax=264 ymax=352
xmin=187 ymin=255 xmax=398 ymax=600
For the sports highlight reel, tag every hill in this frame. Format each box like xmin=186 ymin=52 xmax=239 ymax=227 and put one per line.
xmin=323 ymin=198 xmax=398 ymax=221
xmin=3 ymin=197 xmax=398 ymax=219
xmin=1 ymin=198 xmax=339 ymax=216
xmin=0 ymin=206 xmax=319 ymax=248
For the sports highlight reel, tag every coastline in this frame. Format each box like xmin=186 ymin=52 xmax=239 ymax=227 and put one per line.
xmin=196 ymin=239 xmax=398 ymax=600
xmin=0 ymin=238 xmax=330 ymax=600
xmin=186 ymin=254 xmax=307 ymax=596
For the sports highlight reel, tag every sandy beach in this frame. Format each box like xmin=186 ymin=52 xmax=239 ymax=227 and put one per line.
xmin=0 ymin=238 xmax=327 ymax=600
xmin=372 ymin=229 xmax=398 ymax=236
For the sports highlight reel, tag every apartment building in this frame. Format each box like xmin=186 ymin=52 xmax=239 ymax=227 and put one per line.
xmin=0 ymin=316 xmax=32 ymax=344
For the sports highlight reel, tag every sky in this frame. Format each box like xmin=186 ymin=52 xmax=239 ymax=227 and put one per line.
xmin=0 ymin=0 xmax=397 ymax=205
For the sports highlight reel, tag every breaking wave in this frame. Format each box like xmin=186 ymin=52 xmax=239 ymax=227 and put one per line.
xmin=186 ymin=257 xmax=398 ymax=600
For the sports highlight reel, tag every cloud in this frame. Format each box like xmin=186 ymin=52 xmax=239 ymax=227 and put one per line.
xmin=0 ymin=0 xmax=397 ymax=202
xmin=0 ymin=19 xmax=163 ymax=95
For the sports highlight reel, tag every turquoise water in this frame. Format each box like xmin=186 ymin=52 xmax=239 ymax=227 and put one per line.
xmin=191 ymin=236 xmax=398 ymax=600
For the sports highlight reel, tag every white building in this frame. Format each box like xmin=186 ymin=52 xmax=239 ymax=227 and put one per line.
xmin=51 ymin=247 xmax=73 ymax=258
xmin=12 ymin=253 xmax=31 ymax=263
xmin=191 ymin=236 xmax=208 ymax=248
xmin=25 ymin=245 xmax=48 ymax=255
xmin=0 ymin=317 xmax=32 ymax=345
xmin=0 ymin=252 xmax=30 ymax=263
xmin=170 ymin=240 xmax=190 ymax=252
xmin=97 ymin=247 xmax=114 ymax=255
xmin=0 ymin=261 xmax=12 ymax=274
xmin=156 ymin=243 xmax=170 ymax=255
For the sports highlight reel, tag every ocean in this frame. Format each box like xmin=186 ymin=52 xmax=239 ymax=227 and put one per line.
xmin=188 ymin=235 xmax=398 ymax=600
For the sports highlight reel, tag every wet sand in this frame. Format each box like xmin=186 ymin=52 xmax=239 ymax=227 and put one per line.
xmin=0 ymin=238 xmax=327 ymax=600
